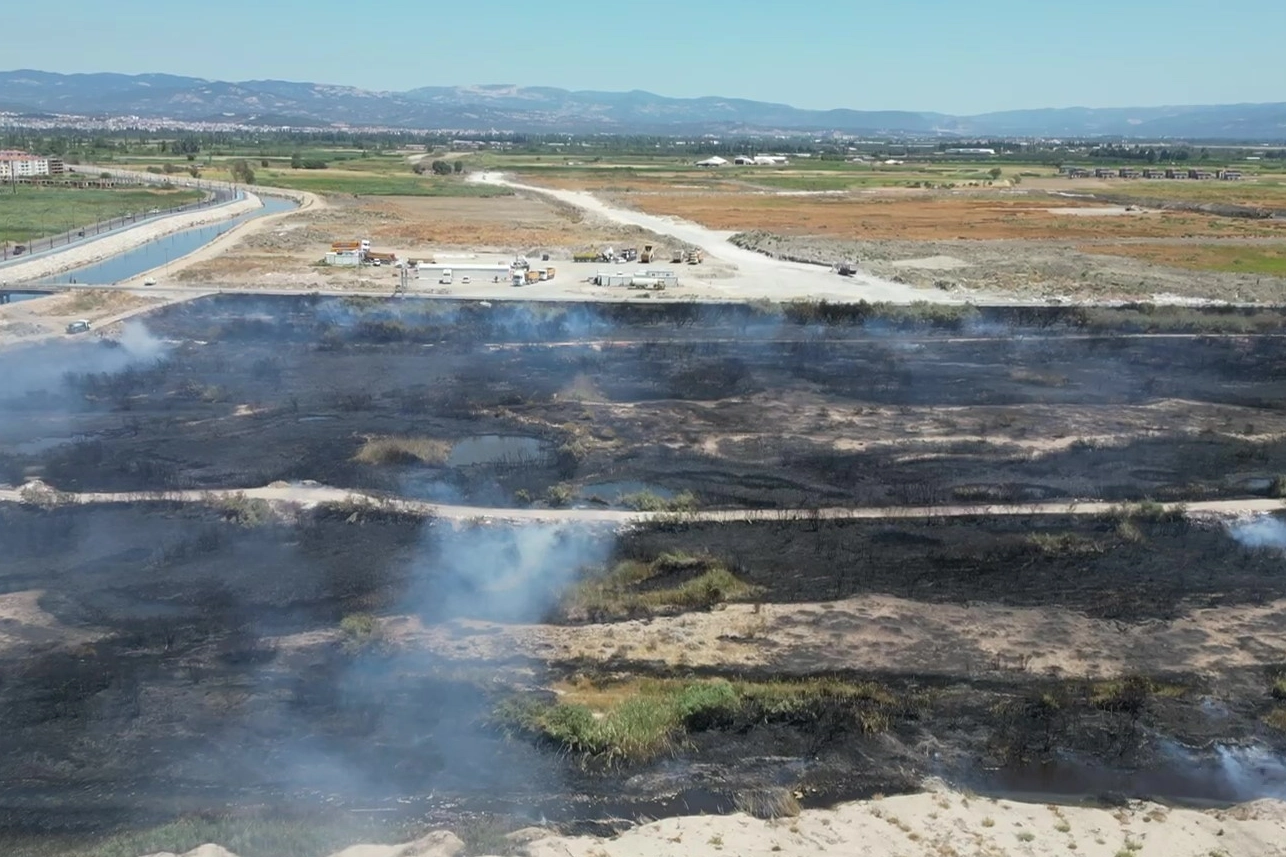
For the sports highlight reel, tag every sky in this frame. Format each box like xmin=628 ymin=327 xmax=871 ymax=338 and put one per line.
xmin=3 ymin=0 xmax=1282 ymax=114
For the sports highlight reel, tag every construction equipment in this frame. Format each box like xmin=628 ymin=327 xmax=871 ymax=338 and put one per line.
xmin=621 ymin=248 xmax=638 ymax=262
xmin=573 ymin=251 xmax=598 ymax=263
xmin=687 ymin=249 xmax=703 ymax=265
xmin=671 ymin=249 xmax=684 ymax=264
xmin=640 ymin=244 xmax=656 ymax=264
xmin=545 ymin=266 xmax=557 ymax=280
xmin=525 ymin=269 xmax=541 ymax=284
xmin=835 ymin=262 xmax=856 ymax=277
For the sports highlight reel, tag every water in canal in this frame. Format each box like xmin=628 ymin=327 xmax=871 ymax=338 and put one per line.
xmin=38 ymin=196 xmax=298 ymax=285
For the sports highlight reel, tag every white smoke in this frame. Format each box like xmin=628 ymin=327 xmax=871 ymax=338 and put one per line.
xmin=1226 ymin=517 xmax=1286 ymax=551
xmin=1215 ymin=745 xmax=1286 ymax=800
xmin=409 ymin=522 xmax=613 ymax=623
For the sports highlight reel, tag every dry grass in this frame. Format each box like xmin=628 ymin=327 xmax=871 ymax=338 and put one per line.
xmin=353 ymin=435 xmax=450 ymax=466
xmin=36 ymin=289 xmax=150 ymax=317
xmin=559 ymin=552 xmax=761 ymax=621
xmin=616 ymin=192 xmax=1286 ymax=239
xmin=497 ymin=676 xmax=902 ymax=766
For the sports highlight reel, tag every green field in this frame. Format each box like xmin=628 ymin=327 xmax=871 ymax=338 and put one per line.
xmin=0 ymin=185 xmax=203 ymax=244
xmin=112 ymin=153 xmax=512 ymax=197
xmin=252 ymin=169 xmax=510 ymax=197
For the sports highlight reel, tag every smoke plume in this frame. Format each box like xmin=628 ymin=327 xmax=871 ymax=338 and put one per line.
xmin=1226 ymin=517 xmax=1286 ymax=551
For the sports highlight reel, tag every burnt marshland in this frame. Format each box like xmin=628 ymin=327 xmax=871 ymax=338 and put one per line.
xmin=2 ymin=296 xmax=1286 ymax=855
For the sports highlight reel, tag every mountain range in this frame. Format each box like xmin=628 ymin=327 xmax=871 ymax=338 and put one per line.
xmin=2 ymin=70 xmax=1284 ymax=139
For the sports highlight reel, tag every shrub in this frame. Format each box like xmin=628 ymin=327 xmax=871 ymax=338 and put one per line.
xmin=339 ymin=612 xmax=382 ymax=654
xmin=1272 ymin=676 xmax=1286 ymax=701
xmin=216 ymin=493 xmax=273 ymax=527
xmin=545 ymin=483 xmax=574 ymax=507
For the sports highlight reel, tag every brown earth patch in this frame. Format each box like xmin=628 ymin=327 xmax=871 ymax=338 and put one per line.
xmin=618 ymin=193 xmax=1286 ymax=240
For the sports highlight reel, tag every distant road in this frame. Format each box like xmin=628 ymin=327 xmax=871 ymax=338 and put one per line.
xmin=1 ymin=481 xmax=1279 ymax=525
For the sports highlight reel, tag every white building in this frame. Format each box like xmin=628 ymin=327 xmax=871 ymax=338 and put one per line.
xmin=733 ymin=154 xmax=789 ymax=166
xmin=0 ymin=151 xmax=51 ymax=179
xmin=695 ymin=156 xmax=728 ymax=168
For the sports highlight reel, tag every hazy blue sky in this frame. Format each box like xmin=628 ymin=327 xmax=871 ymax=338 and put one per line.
xmin=4 ymin=0 xmax=1281 ymax=113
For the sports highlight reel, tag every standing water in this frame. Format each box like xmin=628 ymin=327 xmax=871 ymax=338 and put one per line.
xmin=38 ymin=196 xmax=298 ymax=285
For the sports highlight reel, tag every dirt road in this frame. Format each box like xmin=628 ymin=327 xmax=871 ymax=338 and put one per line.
xmin=472 ymin=172 xmax=983 ymax=304
xmin=3 ymin=480 xmax=1280 ymax=524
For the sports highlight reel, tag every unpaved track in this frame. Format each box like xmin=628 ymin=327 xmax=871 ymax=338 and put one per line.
xmin=472 ymin=172 xmax=980 ymax=304
xmin=2 ymin=481 xmax=1280 ymax=524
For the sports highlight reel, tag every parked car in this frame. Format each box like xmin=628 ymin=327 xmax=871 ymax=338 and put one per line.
xmin=66 ymin=320 xmax=90 ymax=334
xmin=143 ymin=277 xmax=157 ymax=286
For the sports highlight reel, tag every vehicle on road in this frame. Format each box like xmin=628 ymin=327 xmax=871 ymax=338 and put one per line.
xmin=461 ymin=276 xmax=471 ymax=284
xmin=143 ymin=277 xmax=157 ymax=286
xmin=66 ymin=320 xmax=90 ymax=334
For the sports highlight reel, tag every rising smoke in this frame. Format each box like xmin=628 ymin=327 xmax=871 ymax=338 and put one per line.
xmin=1226 ymin=516 xmax=1286 ymax=551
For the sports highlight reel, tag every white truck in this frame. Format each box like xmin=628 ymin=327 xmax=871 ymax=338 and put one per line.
xmin=439 ymin=267 xmax=453 ymax=285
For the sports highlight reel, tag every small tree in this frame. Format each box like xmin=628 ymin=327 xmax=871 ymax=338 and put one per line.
xmin=291 ymin=152 xmax=302 ymax=169
xmin=430 ymin=160 xmax=453 ymax=176
xmin=988 ymin=167 xmax=1003 ymax=180
xmin=229 ymin=159 xmax=256 ymax=185
xmin=453 ymin=160 xmax=465 ymax=174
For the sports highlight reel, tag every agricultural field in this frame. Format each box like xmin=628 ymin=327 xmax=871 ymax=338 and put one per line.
xmin=0 ymin=184 xmax=203 ymax=244
xmin=3 ymin=297 xmax=1286 ymax=855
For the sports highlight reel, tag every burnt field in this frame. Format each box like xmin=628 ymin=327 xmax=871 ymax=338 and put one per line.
xmin=3 ymin=296 xmax=1286 ymax=511
xmin=3 ymin=296 xmax=1286 ymax=853
xmin=2 ymin=500 xmax=1285 ymax=844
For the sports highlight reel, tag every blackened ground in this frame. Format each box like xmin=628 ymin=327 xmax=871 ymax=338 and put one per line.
xmin=1 ymin=504 xmax=1284 ymax=839
xmin=3 ymin=297 xmax=1286 ymax=512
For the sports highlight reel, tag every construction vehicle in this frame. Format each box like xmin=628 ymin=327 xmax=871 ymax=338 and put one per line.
xmin=513 ymin=256 xmax=530 ymax=270
xmin=835 ymin=262 xmax=856 ymax=277
xmin=621 ymin=248 xmax=638 ymax=262
xmin=545 ymin=266 xmax=556 ymax=280
xmin=687 ymin=249 xmax=703 ymax=265
xmin=573 ymin=251 xmax=599 ymax=263
xmin=525 ymin=269 xmax=541 ymax=284
xmin=640 ymin=244 xmax=656 ymax=264
xmin=671 ymin=249 xmax=684 ymax=264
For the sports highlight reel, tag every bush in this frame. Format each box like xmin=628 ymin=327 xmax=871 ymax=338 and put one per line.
xmin=1272 ymin=676 xmax=1286 ymax=701
xmin=216 ymin=493 xmax=273 ymax=527
xmin=545 ymin=483 xmax=574 ymax=507
xmin=339 ymin=612 xmax=382 ymax=654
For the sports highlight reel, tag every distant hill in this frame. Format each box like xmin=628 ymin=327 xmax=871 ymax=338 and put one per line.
xmin=2 ymin=70 xmax=1284 ymax=139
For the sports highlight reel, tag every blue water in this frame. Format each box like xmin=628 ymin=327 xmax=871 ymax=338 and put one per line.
xmin=38 ymin=196 xmax=297 ymax=285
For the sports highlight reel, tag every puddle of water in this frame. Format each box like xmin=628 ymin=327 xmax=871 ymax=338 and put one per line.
xmin=38 ymin=197 xmax=297 ymax=285
xmin=578 ymin=480 xmax=675 ymax=507
xmin=447 ymin=435 xmax=549 ymax=468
